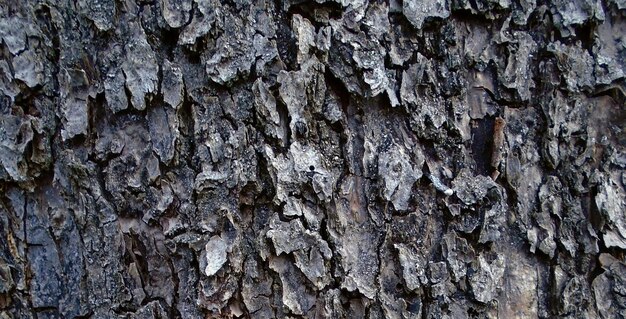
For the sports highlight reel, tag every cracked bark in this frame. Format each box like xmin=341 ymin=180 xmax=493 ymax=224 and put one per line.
xmin=0 ymin=0 xmax=625 ymax=318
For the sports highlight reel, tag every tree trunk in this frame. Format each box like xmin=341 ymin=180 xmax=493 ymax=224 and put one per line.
xmin=0 ymin=0 xmax=625 ymax=318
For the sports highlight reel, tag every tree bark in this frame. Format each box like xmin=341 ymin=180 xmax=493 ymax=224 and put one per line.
xmin=0 ymin=0 xmax=625 ymax=318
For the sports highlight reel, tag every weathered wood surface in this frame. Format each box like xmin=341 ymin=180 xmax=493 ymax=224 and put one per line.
xmin=0 ymin=0 xmax=625 ymax=318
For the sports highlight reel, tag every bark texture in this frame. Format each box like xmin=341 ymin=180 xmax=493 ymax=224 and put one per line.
xmin=0 ymin=0 xmax=625 ymax=318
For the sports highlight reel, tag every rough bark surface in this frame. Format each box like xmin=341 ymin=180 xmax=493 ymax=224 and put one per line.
xmin=0 ymin=0 xmax=625 ymax=318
